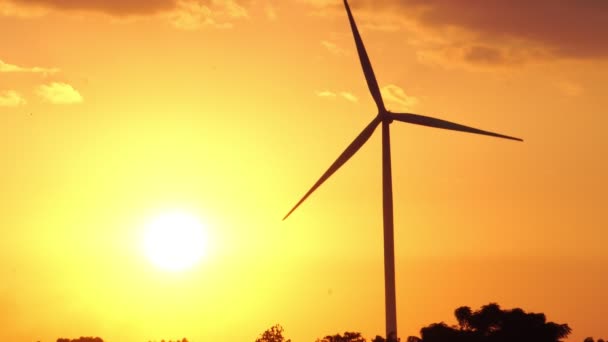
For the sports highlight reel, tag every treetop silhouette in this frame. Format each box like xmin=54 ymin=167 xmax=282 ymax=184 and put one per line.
xmin=317 ymin=332 xmax=367 ymax=342
xmin=57 ymin=337 xmax=103 ymax=342
xmin=409 ymin=303 xmax=571 ymax=342
xmin=256 ymin=324 xmax=292 ymax=342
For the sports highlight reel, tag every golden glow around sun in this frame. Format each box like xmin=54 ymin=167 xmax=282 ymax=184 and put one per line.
xmin=143 ymin=210 xmax=208 ymax=272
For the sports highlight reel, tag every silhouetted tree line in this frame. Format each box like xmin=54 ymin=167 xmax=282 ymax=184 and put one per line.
xmin=53 ymin=304 xmax=578 ymax=342
xmin=56 ymin=337 xmax=189 ymax=342
xmin=409 ymin=303 xmax=571 ymax=342
xmin=316 ymin=332 xmax=366 ymax=342
xmin=585 ymin=338 xmax=606 ymax=342
xmin=57 ymin=338 xmax=103 ymax=342
xmin=258 ymin=303 xmax=571 ymax=342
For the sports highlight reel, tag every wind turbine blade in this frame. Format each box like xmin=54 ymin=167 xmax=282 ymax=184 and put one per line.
xmin=390 ymin=112 xmax=523 ymax=142
xmin=283 ymin=117 xmax=382 ymax=220
xmin=343 ymin=0 xmax=385 ymax=112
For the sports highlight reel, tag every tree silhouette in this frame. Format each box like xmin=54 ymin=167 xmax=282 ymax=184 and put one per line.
xmin=317 ymin=332 xmax=367 ymax=342
xmin=409 ymin=303 xmax=571 ymax=342
xmin=256 ymin=324 xmax=291 ymax=342
xmin=454 ymin=306 xmax=473 ymax=330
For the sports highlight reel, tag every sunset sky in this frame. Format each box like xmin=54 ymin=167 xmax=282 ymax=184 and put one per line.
xmin=1 ymin=0 xmax=607 ymax=341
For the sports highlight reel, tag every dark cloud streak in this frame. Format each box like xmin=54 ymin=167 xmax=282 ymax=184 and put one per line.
xmin=353 ymin=0 xmax=608 ymax=59
xmin=5 ymin=0 xmax=608 ymax=59
xmin=8 ymin=0 xmax=177 ymax=16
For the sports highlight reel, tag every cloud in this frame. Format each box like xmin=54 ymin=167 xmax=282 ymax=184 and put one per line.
xmin=302 ymin=0 xmax=334 ymax=7
xmin=264 ymin=2 xmax=277 ymax=20
xmin=169 ymin=0 xmax=247 ymax=30
xmin=321 ymin=40 xmax=347 ymax=56
xmin=303 ymin=0 xmax=608 ymax=63
xmin=380 ymin=84 xmax=418 ymax=111
xmin=339 ymin=91 xmax=358 ymax=103
xmin=316 ymin=90 xmax=337 ymax=98
xmin=555 ymin=81 xmax=584 ymax=97
xmin=0 ymin=0 xmax=248 ymax=30
xmin=0 ymin=1 xmax=47 ymax=16
xmin=316 ymin=90 xmax=358 ymax=103
xmin=0 ymin=59 xmax=59 ymax=74
xmin=37 ymin=82 xmax=83 ymax=104
xmin=415 ymin=42 xmax=550 ymax=71
xmin=221 ymin=0 xmax=247 ymax=18
xmin=1 ymin=0 xmax=249 ymax=29
xmin=1 ymin=0 xmax=175 ymax=16
xmin=169 ymin=1 xmax=218 ymax=29
xmin=4 ymin=0 xmax=606 ymax=60
xmin=398 ymin=0 xmax=608 ymax=59
xmin=0 ymin=90 xmax=26 ymax=107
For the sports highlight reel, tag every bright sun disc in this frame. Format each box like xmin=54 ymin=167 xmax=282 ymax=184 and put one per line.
xmin=143 ymin=211 xmax=207 ymax=272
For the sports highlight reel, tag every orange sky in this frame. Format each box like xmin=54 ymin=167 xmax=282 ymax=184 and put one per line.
xmin=1 ymin=1 xmax=607 ymax=341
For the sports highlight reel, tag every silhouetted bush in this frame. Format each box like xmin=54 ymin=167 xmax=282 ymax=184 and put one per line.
xmin=256 ymin=324 xmax=291 ymax=342
xmin=408 ymin=303 xmax=571 ymax=342
xmin=584 ymin=338 xmax=606 ymax=342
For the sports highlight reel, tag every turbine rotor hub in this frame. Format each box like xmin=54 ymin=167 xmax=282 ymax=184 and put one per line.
xmin=380 ymin=110 xmax=393 ymax=124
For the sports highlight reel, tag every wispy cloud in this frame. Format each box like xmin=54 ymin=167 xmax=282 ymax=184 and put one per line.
xmin=170 ymin=1 xmax=217 ymax=29
xmin=321 ymin=40 xmax=347 ymax=56
xmin=1 ymin=0 xmax=249 ymax=30
xmin=0 ymin=1 xmax=47 ymax=17
xmin=221 ymin=0 xmax=247 ymax=19
xmin=316 ymin=90 xmax=358 ymax=103
xmin=169 ymin=0 xmax=248 ymax=30
xmin=0 ymin=90 xmax=26 ymax=107
xmin=555 ymin=81 xmax=584 ymax=97
xmin=37 ymin=82 xmax=83 ymax=104
xmin=0 ymin=59 xmax=59 ymax=75
xmin=0 ymin=0 xmax=174 ymax=16
xmin=339 ymin=91 xmax=358 ymax=103
xmin=380 ymin=84 xmax=418 ymax=111
xmin=316 ymin=90 xmax=337 ymax=98
xmin=264 ymin=2 xmax=277 ymax=21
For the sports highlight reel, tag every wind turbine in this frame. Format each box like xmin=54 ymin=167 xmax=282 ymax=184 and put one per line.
xmin=283 ymin=0 xmax=522 ymax=340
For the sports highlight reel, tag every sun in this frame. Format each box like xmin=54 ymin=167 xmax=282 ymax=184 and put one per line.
xmin=142 ymin=210 xmax=208 ymax=272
